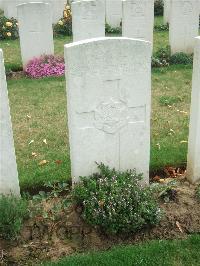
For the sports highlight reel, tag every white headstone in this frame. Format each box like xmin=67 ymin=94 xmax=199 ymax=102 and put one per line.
xmin=3 ymin=0 xmax=18 ymax=18
xmin=65 ymin=37 xmax=151 ymax=183
xmin=51 ymin=0 xmax=66 ymax=23
xmin=163 ymin=0 xmax=170 ymax=24
xmin=17 ymin=0 xmax=65 ymax=23
xmin=169 ymin=0 xmax=199 ymax=55
xmin=187 ymin=37 xmax=200 ymax=183
xmin=122 ymin=0 xmax=154 ymax=45
xmin=72 ymin=0 xmax=105 ymax=42
xmin=106 ymin=0 xmax=122 ymax=28
xmin=0 ymin=49 xmax=20 ymax=196
xmin=17 ymin=2 xmax=54 ymax=68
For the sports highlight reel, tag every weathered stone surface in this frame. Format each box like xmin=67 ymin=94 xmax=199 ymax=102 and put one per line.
xmin=17 ymin=2 xmax=54 ymax=68
xmin=163 ymin=0 xmax=170 ymax=24
xmin=106 ymin=0 xmax=122 ymax=28
xmin=51 ymin=0 xmax=66 ymax=23
xmin=17 ymin=0 xmax=66 ymax=23
xmin=3 ymin=0 xmax=18 ymax=18
xmin=65 ymin=37 xmax=151 ymax=183
xmin=187 ymin=37 xmax=200 ymax=183
xmin=122 ymin=0 xmax=154 ymax=45
xmin=169 ymin=0 xmax=199 ymax=54
xmin=72 ymin=0 xmax=105 ymax=42
xmin=0 ymin=49 xmax=20 ymax=196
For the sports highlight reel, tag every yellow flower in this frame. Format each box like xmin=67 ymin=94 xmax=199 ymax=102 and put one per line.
xmin=6 ymin=32 xmax=11 ymax=37
xmin=63 ymin=10 xmax=68 ymax=18
xmin=58 ymin=20 xmax=63 ymax=26
xmin=6 ymin=21 xmax=12 ymax=27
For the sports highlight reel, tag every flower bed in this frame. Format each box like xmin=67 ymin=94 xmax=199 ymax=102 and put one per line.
xmin=25 ymin=55 xmax=65 ymax=78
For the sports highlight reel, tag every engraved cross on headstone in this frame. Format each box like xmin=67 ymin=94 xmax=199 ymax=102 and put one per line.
xmin=77 ymin=79 xmax=146 ymax=133
xmin=76 ymin=79 xmax=146 ymax=168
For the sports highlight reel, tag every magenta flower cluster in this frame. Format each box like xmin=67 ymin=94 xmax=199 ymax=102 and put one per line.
xmin=25 ymin=54 xmax=65 ymax=78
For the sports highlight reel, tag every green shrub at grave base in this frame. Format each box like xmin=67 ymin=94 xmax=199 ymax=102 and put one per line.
xmin=0 ymin=195 xmax=29 ymax=240
xmin=73 ymin=163 xmax=161 ymax=235
xmin=152 ymin=46 xmax=171 ymax=67
xmin=152 ymin=46 xmax=193 ymax=68
xmin=154 ymin=0 xmax=164 ymax=16
xmin=0 ymin=16 xmax=19 ymax=40
xmin=170 ymin=52 xmax=193 ymax=65
xmin=53 ymin=5 xmax=72 ymax=36
xmin=105 ymin=23 xmax=122 ymax=35
xmin=154 ymin=23 xmax=169 ymax=32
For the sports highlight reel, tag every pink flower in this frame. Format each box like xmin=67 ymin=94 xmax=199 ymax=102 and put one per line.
xmin=25 ymin=54 xmax=65 ymax=78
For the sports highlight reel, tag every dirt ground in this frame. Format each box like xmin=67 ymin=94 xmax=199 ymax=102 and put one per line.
xmin=0 ymin=179 xmax=200 ymax=266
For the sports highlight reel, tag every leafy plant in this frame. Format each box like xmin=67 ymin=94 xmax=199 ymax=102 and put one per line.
xmin=154 ymin=46 xmax=171 ymax=63
xmin=0 ymin=16 xmax=19 ymax=40
xmin=53 ymin=5 xmax=72 ymax=36
xmin=170 ymin=52 xmax=193 ymax=65
xmin=30 ymin=181 xmax=71 ymax=221
xmin=154 ymin=23 xmax=169 ymax=32
xmin=0 ymin=195 xmax=29 ymax=240
xmin=152 ymin=46 xmax=193 ymax=68
xmin=105 ymin=23 xmax=122 ymax=35
xmin=154 ymin=0 xmax=164 ymax=16
xmin=73 ymin=163 xmax=161 ymax=234
xmin=152 ymin=46 xmax=171 ymax=68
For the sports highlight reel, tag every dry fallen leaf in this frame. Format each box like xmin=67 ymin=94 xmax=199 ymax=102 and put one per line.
xmin=179 ymin=111 xmax=188 ymax=115
xmin=156 ymin=143 xmax=161 ymax=150
xmin=26 ymin=114 xmax=31 ymax=119
xmin=38 ymin=160 xmax=48 ymax=166
xmin=31 ymin=152 xmax=37 ymax=157
xmin=153 ymin=175 xmax=161 ymax=182
xmin=158 ymin=179 xmax=165 ymax=184
xmin=55 ymin=160 xmax=62 ymax=165
xmin=180 ymin=140 xmax=188 ymax=144
xmin=43 ymin=139 xmax=47 ymax=145
xmin=28 ymin=140 xmax=34 ymax=145
xmin=164 ymin=166 xmax=177 ymax=178
xmin=176 ymin=221 xmax=183 ymax=233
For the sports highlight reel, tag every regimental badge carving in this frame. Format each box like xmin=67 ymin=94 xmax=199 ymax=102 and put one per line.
xmin=94 ymin=99 xmax=129 ymax=134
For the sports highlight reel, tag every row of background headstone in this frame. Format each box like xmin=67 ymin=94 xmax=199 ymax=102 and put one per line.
xmin=16 ymin=0 xmax=200 ymax=68
xmin=0 ymin=0 xmax=123 ymax=27
xmin=16 ymin=0 xmax=155 ymax=67
xmin=0 ymin=0 xmax=67 ymax=24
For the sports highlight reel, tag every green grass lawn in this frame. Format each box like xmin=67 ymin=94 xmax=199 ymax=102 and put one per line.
xmin=8 ymin=76 xmax=70 ymax=191
xmin=0 ymin=16 xmax=192 ymax=190
xmin=44 ymin=235 xmax=200 ymax=266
